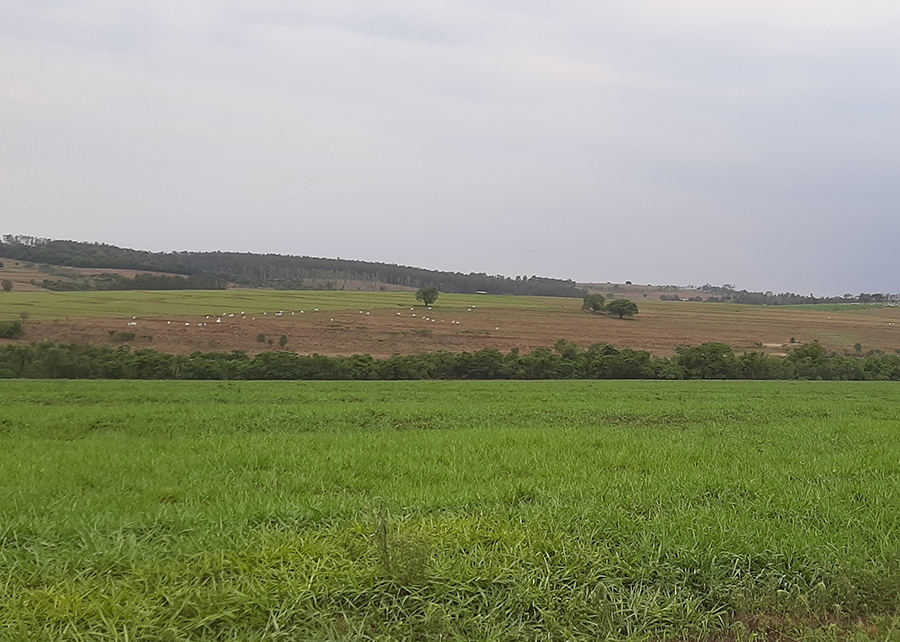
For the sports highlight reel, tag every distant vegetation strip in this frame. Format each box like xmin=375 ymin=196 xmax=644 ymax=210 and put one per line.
xmin=38 ymin=272 xmax=227 ymax=291
xmin=1 ymin=235 xmax=584 ymax=296
xmin=2 ymin=340 xmax=899 ymax=380
xmin=661 ymin=284 xmax=894 ymax=306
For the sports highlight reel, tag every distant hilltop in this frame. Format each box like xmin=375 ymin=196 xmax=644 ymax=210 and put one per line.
xmin=2 ymin=235 xmax=893 ymax=304
xmin=580 ymin=280 xmax=897 ymax=306
xmin=0 ymin=235 xmax=585 ymax=297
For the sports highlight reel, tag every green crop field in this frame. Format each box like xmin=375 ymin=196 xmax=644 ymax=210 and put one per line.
xmin=0 ymin=290 xmax=568 ymax=321
xmin=2 ymin=380 xmax=900 ymax=640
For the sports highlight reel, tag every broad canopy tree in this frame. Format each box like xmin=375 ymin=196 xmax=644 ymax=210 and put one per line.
xmin=416 ymin=286 xmax=440 ymax=306
xmin=581 ymin=293 xmax=606 ymax=312
xmin=606 ymin=299 xmax=639 ymax=319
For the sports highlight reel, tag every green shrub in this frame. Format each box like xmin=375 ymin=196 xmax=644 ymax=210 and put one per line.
xmin=0 ymin=320 xmax=24 ymax=339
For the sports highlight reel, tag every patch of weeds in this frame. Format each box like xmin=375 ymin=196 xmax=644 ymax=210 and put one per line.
xmin=388 ymin=416 xmax=436 ymax=431
xmin=373 ymin=512 xmax=431 ymax=586
xmin=505 ymin=483 xmax=540 ymax=507
xmin=154 ymin=488 xmax=183 ymax=504
xmin=0 ymin=320 xmax=25 ymax=339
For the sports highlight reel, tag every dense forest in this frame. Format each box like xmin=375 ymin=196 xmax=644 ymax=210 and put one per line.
xmin=1 ymin=339 xmax=898 ymax=381
xmin=0 ymin=236 xmax=584 ymax=297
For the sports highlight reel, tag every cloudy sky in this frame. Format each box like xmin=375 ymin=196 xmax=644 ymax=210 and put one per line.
xmin=1 ymin=1 xmax=898 ymax=295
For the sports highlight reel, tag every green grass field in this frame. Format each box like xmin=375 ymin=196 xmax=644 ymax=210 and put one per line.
xmin=2 ymin=380 xmax=900 ymax=640
xmin=0 ymin=290 xmax=571 ymax=321
xmin=0 ymin=289 xmax=888 ymax=322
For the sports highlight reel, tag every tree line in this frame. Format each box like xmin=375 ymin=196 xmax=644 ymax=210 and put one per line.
xmin=1 ymin=340 xmax=898 ymax=381
xmin=0 ymin=236 xmax=584 ymax=297
xmin=693 ymin=284 xmax=891 ymax=305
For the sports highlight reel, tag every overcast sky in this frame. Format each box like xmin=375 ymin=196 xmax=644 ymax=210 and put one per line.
xmin=2 ymin=1 xmax=898 ymax=295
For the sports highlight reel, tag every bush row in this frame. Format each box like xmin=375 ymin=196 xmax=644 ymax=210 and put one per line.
xmin=1 ymin=340 xmax=899 ymax=380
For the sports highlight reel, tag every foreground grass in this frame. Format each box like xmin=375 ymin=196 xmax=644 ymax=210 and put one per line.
xmin=2 ymin=380 xmax=900 ymax=640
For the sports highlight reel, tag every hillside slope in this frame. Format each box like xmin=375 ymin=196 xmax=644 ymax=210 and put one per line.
xmin=0 ymin=236 xmax=585 ymax=297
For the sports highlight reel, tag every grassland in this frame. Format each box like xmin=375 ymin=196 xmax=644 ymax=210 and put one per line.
xmin=2 ymin=289 xmax=899 ymax=357
xmin=0 ymin=290 xmax=558 ymax=320
xmin=2 ymin=379 xmax=900 ymax=640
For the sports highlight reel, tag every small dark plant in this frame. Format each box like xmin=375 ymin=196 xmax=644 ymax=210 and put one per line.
xmin=374 ymin=512 xmax=430 ymax=585
xmin=0 ymin=320 xmax=24 ymax=339
xmin=415 ymin=286 xmax=439 ymax=306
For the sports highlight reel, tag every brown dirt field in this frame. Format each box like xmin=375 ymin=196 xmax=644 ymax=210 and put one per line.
xmin=11 ymin=301 xmax=900 ymax=358
xmin=0 ymin=258 xmax=54 ymax=292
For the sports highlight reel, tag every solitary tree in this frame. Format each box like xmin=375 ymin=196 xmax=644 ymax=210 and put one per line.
xmin=279 ymin=334 xmax=288 ymax=349
xmin=606 ymin=299 xmax=639 ymax=319
xmin=1 ymin=279 xmax=12 ymax=292
xmin=581 ymin=293 xmax=605 ymax=312
xmin=416 ymin=286 xmax=439 ymax=306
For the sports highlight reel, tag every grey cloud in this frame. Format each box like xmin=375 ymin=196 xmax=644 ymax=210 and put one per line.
xmin=1 ymin=1 xmax=898 ymax=295
xmin=0 ymin=2 xmax=160 ymax=53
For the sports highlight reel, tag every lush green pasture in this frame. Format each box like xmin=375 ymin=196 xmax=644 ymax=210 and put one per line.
xmin=2 ymin=380 xmax=900 ymax=641
xmin=0 ymin=290 xmax=571 ymax=321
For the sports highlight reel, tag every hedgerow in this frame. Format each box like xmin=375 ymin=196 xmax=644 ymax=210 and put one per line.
xmin=1 ymin=340 xmax=899 ymax=380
